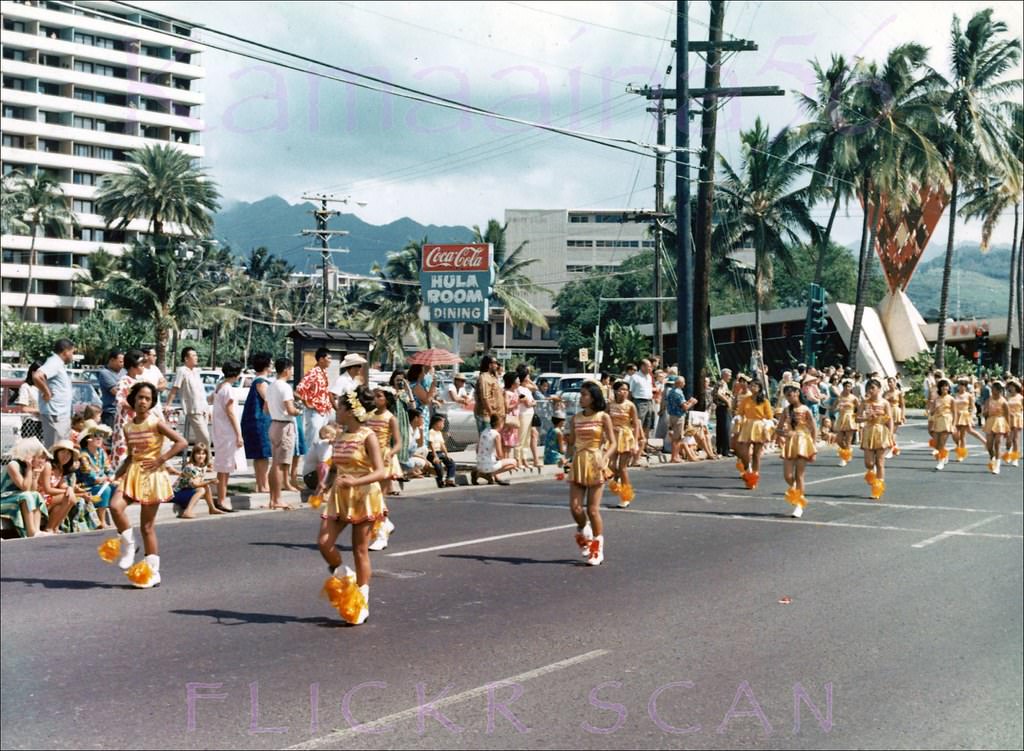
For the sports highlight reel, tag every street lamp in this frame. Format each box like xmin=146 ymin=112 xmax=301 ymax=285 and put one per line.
xmin=300 ymin=194 xmax=368 ymax=328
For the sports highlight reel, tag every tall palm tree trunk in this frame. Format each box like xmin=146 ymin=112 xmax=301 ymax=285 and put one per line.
xmin=20 ymin=224 xmax=39 ymax=322
xmin=848 ymin=177 xmax=873 ymax=369
xmin=1006 ymin=201 xmax=1020 ymax=373
xmin=804 ymin=192 xmax=841 ymax=361
xmin=935 ymin=174 xmax=959 ymax=372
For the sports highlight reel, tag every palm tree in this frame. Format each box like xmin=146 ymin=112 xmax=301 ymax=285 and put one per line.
xmin=845 ymin=44 xmax=947 ymax=369
xmin=4 ymin=171 xmax=78 ymax=321
xmin=713 ymin=118 xmax=820 ymax=381
xmin=99 ymin=239 xmax=225 ymax=368
xmin=794 ymin=55 xmax=859 ymax=360
xmin=960 ymin=102 xmax=1024 ymax=373
xmin=94 ymin=144 xmax=220 ymax=238
xmin=932 ymin=10 xmax=1022 ymax=371
xmin=364 ymin=239 xmax=448 ymax=362
xmin=245 ymin=245 xmax=294 ymax=281
xmin=472 ymin=219 xmax=548 ymax=352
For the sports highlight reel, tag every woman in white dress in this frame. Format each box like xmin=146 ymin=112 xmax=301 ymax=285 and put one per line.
xmin=212 ymin=361 xmax=246 ymax=511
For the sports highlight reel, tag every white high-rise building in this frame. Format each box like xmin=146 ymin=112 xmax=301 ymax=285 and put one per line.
xmin=1 ymin=0 xmax=204 ymax=324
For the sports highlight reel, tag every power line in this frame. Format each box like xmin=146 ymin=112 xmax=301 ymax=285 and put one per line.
xmin=504 ymin=1 xmax=673 ymax=42
xmin=100 ymin=0 xmax=681 ymax=163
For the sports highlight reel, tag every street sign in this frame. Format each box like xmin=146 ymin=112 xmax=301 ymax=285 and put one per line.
xmin=420 ymin=244 xmax=494 ymax=323
xmin=579 ymin=347 xmax=589 ymax=362
xmin=496 ymin=350 xmax=511 ymax=361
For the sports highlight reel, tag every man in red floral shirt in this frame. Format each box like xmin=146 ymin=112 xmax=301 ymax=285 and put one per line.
xmin=295 ymin=347 xmax=334 ymax=475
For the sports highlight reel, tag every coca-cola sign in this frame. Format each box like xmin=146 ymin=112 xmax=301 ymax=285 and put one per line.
xmin=422 ymin=244 xmax=490 ymax=272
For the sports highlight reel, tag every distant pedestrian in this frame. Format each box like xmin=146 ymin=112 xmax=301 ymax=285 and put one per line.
xmin=211 ymin=361 xmax=245 ymax=512
xmin=167 ymin=347 xmax=211 ymax=448
xmin=473 ymin=355 xmax=505 ymax=435
xmin=265 ymin=358 xmax=302 ymax=510
xmin=32 ymin=338 xmax=76 ymax=447
xmin=295 ymin=347 xmax=335 ymax=477
xmin=240 ymin=352 xmax=274 ymax=492
xmin=96 ymin=349 xmax=124 ymax=430
xmin=713 ymin=369 xmax=733 ymax=457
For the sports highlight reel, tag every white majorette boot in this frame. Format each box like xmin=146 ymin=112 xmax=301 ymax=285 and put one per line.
xmin=995 ymin=457 xmax=1002 ymax=475
xmin=587 ymin=535 xmax=604 ymax=566
xmin=354 ymin=584 xmax=369 ymax=625
xmin=574 ymin=522 xmax=593 ymax=558
xmin=117 ymin=528 xmax=137 ymax=570
xmin=130 ymin=554 xmax=160 ymax=588
xmin=368 ymin=517 xmax=395 ymax=551
xmin=791 ymin=504 xmax=804 ymax=518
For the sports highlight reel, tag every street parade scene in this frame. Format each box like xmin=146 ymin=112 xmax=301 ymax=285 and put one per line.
xmin=1 ymin=1 xmax=1022 ymax=749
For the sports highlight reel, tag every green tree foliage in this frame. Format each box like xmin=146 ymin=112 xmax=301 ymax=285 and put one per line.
xmin=773 ymin=242 xmax=887 ymax=308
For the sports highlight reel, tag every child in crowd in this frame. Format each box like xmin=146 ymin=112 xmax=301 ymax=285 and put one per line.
xmin=405 ymin=409 xmax=428 ymax=477
xmin=168 ymin=443 xmax=222 ymax=519
xmin=820 ymin=417 xmax=835 ymax=445
xmin=77 ymin=420 xmax=115 ymax=529
xmin=313 ymin=424 xmax=338 ymax=490
xmin=544 ymin=412 xmax=567 ymax=466
xmin=82 ymin=404 xmax=103 ymax=425
xmin=427 ymin=414 xmax=457 ymax=488
xmin=473 ymin=414 xmax=517 ymax=485
xmin=38 ymin=440 xmax=77 ymax=533
xmin=70 ymin=414 xmax=87 ymax=447
xmin=529 ymin=413 xmax=542 ymax=472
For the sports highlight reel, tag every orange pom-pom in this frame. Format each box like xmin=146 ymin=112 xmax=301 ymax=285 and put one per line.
xmin=620 ymin=483 xmax=635 ymax=502
xmin=928 ymin=438 xmax=936 ymax=448
xmin=1002 ymin=451 xmax=1013 ymax=462
xmin=870 ymin=479 xmax=885 ymax=500
xmin=955 ymin=446 xmax=968 ymax=460
xmin=864 ymin=470 xmax=877 ymax=485
xmin=125 ymin=560 xmax=155 ymax=586
xmin=785 ymin=486 xmax=802 ymax=506
xmin=321 ymin=571 xmax=366 ymax=624
xmin=554 ymin=472 xmax=566 ymax=481
xmin=892 ymin=446 xmax=901 ymax=456
xmin=988 ymin=460 xmax=996 ymax=473
xmin=937 ymin=448 xmax=949 ymax=460
xmin=608 ymin=479 xmax=621 ymax=494
xmin=735 ymin=460 xmax=745 ymax=473
xmin=308 ymin=494 xmax=323 ymax=508
xmin=742 ymin=471 xmax=759 ymax=490
xmin=97 ymin=537 xmax=120 ymax=563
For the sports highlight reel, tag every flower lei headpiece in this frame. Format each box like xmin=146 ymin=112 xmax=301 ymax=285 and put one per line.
xmin=346 ymin=390 xmax=369 ymax=422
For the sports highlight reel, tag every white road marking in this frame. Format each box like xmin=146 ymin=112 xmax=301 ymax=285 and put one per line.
xmin=911 ymin=515 xmax=1005 ymax=549
xmin=386 ymin=524 xmax=577 ymax=557
xmin=285 ymin=649 xmax=610 ymax=749
xmin=714 ymin=494 xmax=1024 ymax=515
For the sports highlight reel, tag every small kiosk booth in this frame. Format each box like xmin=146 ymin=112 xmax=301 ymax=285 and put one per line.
xmin=287 ymin=326 xmax=374 ymax=383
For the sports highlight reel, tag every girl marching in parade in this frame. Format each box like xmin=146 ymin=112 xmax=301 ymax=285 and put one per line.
xmin=777 ymin=384 xmax=817 ymax=518
xmin=608 ymin=380 xmax=642 ymax=508
xmin=316 ymin=387 xmax=388 ymax=625
xmin=98 ymin=382 xmax=187 ymax=588
xmin=1005 ymin=380 xmax=1022 ymax=467
xmin=928 ymin=379 xmax=955 ymax=470
xmin=566 ymin=381 xmax=616 ymax=566
xmin=735 ymin=378 xmax=774 ymax=489
xmin=982 ymin=381 xmax=1010 ymax=474
xmin=833 ymin=380 xmax=860 ymax=467
xmin=365 ymin=387 xmax=400 ymax=550
xmin=858 ymin=378 xmax=894 ymax=500
xmin=883 ymin=376 xmax=905 ymax=457
xmin=952 ymin=378 xmax=984 ymax=461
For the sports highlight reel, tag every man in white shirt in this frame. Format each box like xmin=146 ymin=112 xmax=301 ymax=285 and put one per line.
xmin=167 ymin=347 xmax=210 ymax=446
xmin=139 ymin=346 xmax=168 ymax=418
xmin=446 ymin=373 xmax=472 ymax=408
xmin=329 ymin=353 xmax=367 ymax=398
xmin=265 ymin=357 xmax=302 ymax=509
xmin=33 ymin=338 xmax=75 ymax=446
xmin=628 ymin=358 xmax=655 ymax=439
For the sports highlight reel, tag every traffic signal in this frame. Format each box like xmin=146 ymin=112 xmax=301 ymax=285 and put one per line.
xmin=810 ymin=296 xmax=829 ymax=333
xmin=973 ymin=328 xmax=984 ymax=364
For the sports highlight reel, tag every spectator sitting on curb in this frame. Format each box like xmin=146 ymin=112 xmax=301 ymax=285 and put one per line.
xmin=427 ymin=414 xmax=457 ymax=487
xmin=472 ymin=414 xmax=517 ymax=485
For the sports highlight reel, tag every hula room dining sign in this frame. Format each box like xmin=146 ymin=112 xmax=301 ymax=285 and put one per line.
xmin=420 ymin=243 xmax=495 ymax=323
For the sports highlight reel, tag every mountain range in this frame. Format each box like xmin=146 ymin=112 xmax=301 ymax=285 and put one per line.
xmin=213 ymin=195 xmax=475 ymax=275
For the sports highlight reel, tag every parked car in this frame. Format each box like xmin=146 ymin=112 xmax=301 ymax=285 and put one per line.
xmin=556 ymin=372 xmax=599 ymax=395
xmin=0 ymin=378 xmax=99 ymax=456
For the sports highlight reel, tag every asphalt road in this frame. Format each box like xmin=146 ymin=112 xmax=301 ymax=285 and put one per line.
xmin=2 ymin=420 xmax=1022 ymax=750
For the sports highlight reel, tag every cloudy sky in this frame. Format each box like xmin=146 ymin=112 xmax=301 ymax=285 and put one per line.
xmin=143 ymin=0 xmax=1023 ymax=252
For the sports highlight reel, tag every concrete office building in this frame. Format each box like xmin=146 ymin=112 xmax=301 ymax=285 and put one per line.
xmin=1 ymin=0 xmax=204 ymax=324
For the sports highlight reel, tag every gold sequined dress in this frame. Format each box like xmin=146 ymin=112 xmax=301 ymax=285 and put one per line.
xmin=570 ymin=412 xmax=608 ymax=487
xmin=1008 ymin=395 xmax=1023 ymax=430
xmin=860 ymin=401 xmax=894 ymax=450
xmin=984 ymin=399 xmax=1010 ymax=435
xmin=953 ymin=392 xmax=975 ymax=428
xmin=780 ymin=406 xmax=817 ymax=460
xmin=608 ymin=401 xmax=638 ymax=453
xmin=930 ymin=394 xmax=955 ymax=434
xmin=119 ymin=414 xmax=173 ymax=505
xmin=366 ymin=410 xmax=402 ymax=478
xmin=736 ymin=395 xmax=775 ymax=443
xmin=834 ymin=394 xmax=859 ymax=433
xmin=324 ymin=427 xmax=386 ymax=523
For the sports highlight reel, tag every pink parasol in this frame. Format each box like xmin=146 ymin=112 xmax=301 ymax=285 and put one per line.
xmin=406 ymin=348 xmax=463 ymax=366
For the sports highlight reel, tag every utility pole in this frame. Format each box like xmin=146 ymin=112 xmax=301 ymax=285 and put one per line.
xmin=301 ymin=194 xmax=354 ymax=329
xmin=693 ymin=0 xmax=726 ymax=406
xmin=648 ymin=91 xmax=674 ymax=359
xmin=632 ymin=0 xmax=782 ymax=395
xmin=676 ymin=0 xmax=693 ymax=388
